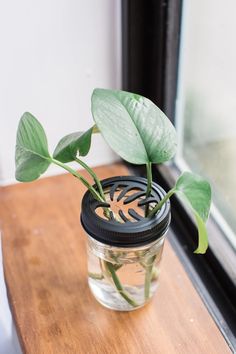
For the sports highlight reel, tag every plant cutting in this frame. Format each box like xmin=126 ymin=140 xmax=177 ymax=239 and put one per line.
xmin=15 ymin=88 xmax=211 ymax=311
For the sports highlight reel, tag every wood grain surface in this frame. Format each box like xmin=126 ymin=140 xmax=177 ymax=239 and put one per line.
xmin=0 ymin=163 xmax=231 ymax=354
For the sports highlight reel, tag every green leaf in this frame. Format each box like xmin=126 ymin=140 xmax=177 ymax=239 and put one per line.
xmin=53 ymin=125 xmax=98 ymax=163
xmin=193 ymin=213 xmax=208 ymax=254
xmin=91 ymin=88 xmax=177 ymax=164
xmin=15 ymin=112 xmax=51 ymax=182
xmin=174 ymin=172 xmax=211 ymax=253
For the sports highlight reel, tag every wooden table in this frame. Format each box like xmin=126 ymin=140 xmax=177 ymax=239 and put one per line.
xmin=0 ymin=163 xmax=230 ymax=354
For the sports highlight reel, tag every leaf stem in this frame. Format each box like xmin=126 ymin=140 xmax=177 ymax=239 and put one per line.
xmin=105 ymin=261 xmax=139 ymax=307
xmin=75 ymin=157 xmax=105 ymax=201
xmin=88 ymin=272 xmax=104 ymax=280
xmin=51 ymin=158 xmax=103 ymax=201
xmin=148 ymin=188 xmax=176 ymax=217
xmin=146 ymin=162 xmax=152 ymax=197
xmin=145 ymin=162 xmax=152 ymax=217
xmin=144 ymin=255 xmax=156 ymax=300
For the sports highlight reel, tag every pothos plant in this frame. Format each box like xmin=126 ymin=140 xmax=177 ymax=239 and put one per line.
xmin=15 ymin=88 xmax=211 ymax=307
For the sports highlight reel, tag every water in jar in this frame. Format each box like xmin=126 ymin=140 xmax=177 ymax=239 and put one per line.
xmin=87 ymin=236 xmax=165 ymax=311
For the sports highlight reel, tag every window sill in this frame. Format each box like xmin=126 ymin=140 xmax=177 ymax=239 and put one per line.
xmin=127 ymin=161 xmax=236 ymax=351
xmin=0 ymin=163 xmax=231 ymax=353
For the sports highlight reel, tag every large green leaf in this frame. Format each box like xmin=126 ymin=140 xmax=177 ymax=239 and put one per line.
xmin=91 ymin=88 xmax=177 ymax=164
xmin=174 ymin=172 xmax=211 ymax=253
xmin=15 ymin=112 xmax=51 ymax=181
xmin=53 ymin=125 xmax=98 ymax=163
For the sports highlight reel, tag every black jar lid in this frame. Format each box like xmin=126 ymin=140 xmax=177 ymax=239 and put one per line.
xmin=81 ymin=176 xmax=171 ymax=248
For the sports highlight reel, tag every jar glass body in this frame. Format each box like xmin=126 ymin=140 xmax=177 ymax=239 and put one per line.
xmin=86 ymin=233 xmax=167 ymax=311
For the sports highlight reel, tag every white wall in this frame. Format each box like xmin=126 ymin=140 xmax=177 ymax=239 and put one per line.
xmin=0 ymin=0 xmax=121 ymax=185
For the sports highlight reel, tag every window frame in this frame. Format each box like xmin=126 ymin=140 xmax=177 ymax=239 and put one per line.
xmin=122 ymin=0 xmax=236 ymax=349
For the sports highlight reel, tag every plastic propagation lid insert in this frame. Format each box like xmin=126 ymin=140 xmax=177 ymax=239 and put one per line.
xmin=81 ymin=176 xmax=171 ymax=247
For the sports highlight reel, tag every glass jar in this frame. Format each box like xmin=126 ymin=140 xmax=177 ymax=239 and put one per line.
xmin=81 ymin=176 xmax=170 ymax=311
xmin=87 ymin=234 xmax=166 ymax=311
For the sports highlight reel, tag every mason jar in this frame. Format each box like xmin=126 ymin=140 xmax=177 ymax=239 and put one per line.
xmin=81 ymin=176 xmax=171 ymax=311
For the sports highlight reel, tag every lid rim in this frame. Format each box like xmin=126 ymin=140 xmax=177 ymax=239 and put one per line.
xmin=81 ymin=176 xmax=171 ymax=247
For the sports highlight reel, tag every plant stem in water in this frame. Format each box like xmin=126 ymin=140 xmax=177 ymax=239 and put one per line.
xmin=105 ymin=261 xmax=139 ymax=307
xmin=144 ymin=255 xmax=157 ymax=300
xmin=88 ymin=272 xmax=104 ymax=280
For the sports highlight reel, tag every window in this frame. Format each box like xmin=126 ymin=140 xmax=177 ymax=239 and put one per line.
xmin=176 ymin=0 xmax=236 ymax=250
xmin=122 ymin=0 xmax=236 ymax=348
